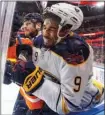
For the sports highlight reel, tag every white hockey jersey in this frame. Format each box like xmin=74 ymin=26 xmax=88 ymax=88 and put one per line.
xmin=18 ymin=34 xmax=104 ymax=114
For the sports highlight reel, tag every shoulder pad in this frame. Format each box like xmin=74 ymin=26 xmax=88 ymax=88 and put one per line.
xmin=56 ymin=35 xmax=90 ymax=65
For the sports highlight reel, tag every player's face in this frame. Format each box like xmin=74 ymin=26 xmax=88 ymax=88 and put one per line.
xmin=42 ymin=19 xmax=59 ymax=47
xmin=21 ymin=20 xmax=38 ymax=37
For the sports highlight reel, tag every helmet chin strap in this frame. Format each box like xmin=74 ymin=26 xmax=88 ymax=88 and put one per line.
xmin=56 ymin=24 xmax=69 ymax=44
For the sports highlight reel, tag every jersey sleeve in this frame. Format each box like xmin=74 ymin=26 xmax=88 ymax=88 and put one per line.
xmin=59 ymin=45 xmax=94 ymax=110
xmin=32 ymin=75 xmax=70 ymax=114
xmin=32 ymin=52 xmax=71 ymax=114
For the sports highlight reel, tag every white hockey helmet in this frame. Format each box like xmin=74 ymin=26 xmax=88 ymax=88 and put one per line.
xmin=43 ymin=3 xmax=83 ymax=43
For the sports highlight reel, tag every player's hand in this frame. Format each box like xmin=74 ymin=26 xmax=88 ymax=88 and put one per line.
xmin=4 ymin=60 xmax=44 ymax=94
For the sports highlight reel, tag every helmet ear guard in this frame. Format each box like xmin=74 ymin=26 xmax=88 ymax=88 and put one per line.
xmin=56 ymin=23 xmax=72 ymax=44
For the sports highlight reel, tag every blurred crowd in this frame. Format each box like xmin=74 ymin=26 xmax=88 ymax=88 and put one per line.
xmin=92 ymin=47 xmax=105 ymax=64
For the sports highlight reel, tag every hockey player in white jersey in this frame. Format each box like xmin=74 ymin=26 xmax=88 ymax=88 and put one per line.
xmin=4 ymin=3 xmax=104 ymax=115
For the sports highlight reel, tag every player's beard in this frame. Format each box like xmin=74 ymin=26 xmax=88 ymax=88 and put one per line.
xmin=30 ymin=30 xmax=38 ymax=38
xmin=43 ymin=37 xmax=56 ymax=47
xmin=25 ymin=30 xmax=38 ymax=39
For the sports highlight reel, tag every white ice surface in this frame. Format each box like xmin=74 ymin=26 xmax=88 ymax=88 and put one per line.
xmin=1 ymin=83 xmax=20 ymax=115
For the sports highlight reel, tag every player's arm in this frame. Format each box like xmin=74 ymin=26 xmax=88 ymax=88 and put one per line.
xmin=4 ymin=44 xmax=33 ymax=85
xmin=4 ymin=45 xmax=70 ymax=114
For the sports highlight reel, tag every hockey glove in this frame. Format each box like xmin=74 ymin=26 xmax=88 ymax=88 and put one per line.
xmin=23 ymin=66 xmax=44 ymax=94
xmin=4 ymin=59 xmax=44 ymax=93
xmin=3 ymin=58 xmax=18 ymax=84
xmin=3 ymin=60 xmax=13 ymax=84
xmin=4 ymin=60 xmax=29 ymax=85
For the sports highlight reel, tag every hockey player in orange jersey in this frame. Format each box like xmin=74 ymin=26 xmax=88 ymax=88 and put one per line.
xmin=4 ymin=12 xmax=46 ymax=115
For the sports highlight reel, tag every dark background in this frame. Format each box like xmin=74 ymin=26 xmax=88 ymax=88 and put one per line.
xmin=14 ymin=1 xmax=105 ymax=34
